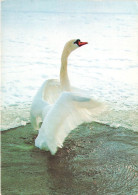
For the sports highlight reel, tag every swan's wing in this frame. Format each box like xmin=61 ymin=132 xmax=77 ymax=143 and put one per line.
xmin=35 ymin=92 xmax=105 ymax=155
xmin=71 ymin=86 xmax=89 ymax=94
xmin=30 ymin=79 xmax=61 ymax=130
xmin=42 ymin=79 xmax=61 ymax=104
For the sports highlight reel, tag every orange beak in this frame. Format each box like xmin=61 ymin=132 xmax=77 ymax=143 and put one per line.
xmin=78 ymin=41 xmax=88 ymax=47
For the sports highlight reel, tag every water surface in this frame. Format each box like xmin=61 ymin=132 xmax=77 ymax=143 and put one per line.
xmin=1 ymin=0 xmax=138 ymax=131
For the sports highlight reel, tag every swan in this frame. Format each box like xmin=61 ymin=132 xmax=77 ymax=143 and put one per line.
xmin=30 ymin=39 xmax=104 ymax=155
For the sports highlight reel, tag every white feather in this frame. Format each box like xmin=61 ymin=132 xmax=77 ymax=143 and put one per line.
xmin=35 ymin=92 xmax=104 ymax=155
xmin=30 ymin=79 xmax=61 ymax=130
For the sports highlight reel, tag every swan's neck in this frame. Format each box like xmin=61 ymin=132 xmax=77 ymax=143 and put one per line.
xmin=60 ymin=50 xmax=71 ymax=91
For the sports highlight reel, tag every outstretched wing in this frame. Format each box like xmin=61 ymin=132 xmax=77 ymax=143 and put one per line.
xmin=35 ymin=92 xmax=105 ymax=155
xmin=30 ymin=79 xmax=61 ymax=130
xmin=30 ymin=79 xmax=88 ymax=130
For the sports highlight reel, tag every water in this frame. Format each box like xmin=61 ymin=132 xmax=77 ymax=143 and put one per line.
xmin=1 ymin=0 xmax=138 ymax=131
xmin=1 ymin=123 xmax=138 ymax=195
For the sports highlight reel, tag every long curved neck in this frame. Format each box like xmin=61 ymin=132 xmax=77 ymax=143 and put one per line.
xmin=60 ymin=49 xmax=71 ymax=91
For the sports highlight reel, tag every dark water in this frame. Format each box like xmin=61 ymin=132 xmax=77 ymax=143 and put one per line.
xmin=1 ymin=123 xmax=138 ymax=194
xmin=46 ymin=123 xmax=138 ymax=195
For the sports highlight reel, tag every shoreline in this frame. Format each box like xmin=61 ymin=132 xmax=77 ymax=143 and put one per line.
xmin=1 ymin=107 xmax=138 ymax=133
xmin=1 ymin=122 xmax=138 ymax=194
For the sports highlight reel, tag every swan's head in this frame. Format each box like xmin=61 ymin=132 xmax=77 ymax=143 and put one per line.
xmin=63 ymin=39 xmax=88 ymax=55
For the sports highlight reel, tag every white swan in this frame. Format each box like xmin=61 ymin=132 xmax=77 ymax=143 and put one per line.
xmin=30 ymin=39 xmax=104 ymax=155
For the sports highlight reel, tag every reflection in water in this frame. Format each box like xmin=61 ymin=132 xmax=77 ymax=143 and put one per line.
xmin=1 ymin=123 xmax=138 ymax=194
xmin=40 ymin=122 xmax=138 ymax=194
xmin=46 ymin=141 xmax=76 ymax=194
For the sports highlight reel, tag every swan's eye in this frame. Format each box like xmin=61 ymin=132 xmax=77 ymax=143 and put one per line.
xmin=74 ymin=39 xmax=80 ymax=45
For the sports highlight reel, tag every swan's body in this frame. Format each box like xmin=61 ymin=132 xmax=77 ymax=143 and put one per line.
xmin=30 ymin=39 xmax=104 ymax=155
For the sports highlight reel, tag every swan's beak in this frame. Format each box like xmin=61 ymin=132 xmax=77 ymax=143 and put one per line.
xmin=78 ymin=41 xmax=88 ymax=47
